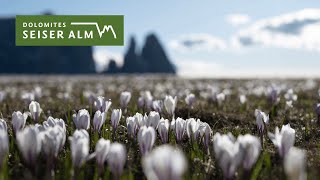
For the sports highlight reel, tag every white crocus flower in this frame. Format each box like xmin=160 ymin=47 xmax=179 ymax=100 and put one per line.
xmin=284 ymin=147 xmax=306 ymax=180
xmin=38 ymin=125 xmax=66 ymax=160
xmin=93 ymin=110 xmax=107 ymax=133
xmin=164 ymin=95 xmax=177 ymax=118
xmin=198 ymin=122 xmax=212 ymax=150
xmin=29 ymin=101 xmax=42 ymax=122
xmin=69 ymin=129 xmax=90 ymax=168
xmin=0 ymin=129 xmax=9 ymax=168
xmin=95 ymin=138 xmax=111 ymax=176
xmin=284 ymin=89 xmax=298 ymax=101
xmin=175 ymin=118 xmax=186 ymax=143
xmin=120 ymin=91 xmax=131 ymax=109
xmin=43 ymin=116 xmax=66 ymax=133
xmin=0 ymin=119 xmax=7 ymax=132
xmin=286 ymin=100 xmax=293 ymax=109
xmin=134 ymin=112 xmax=145 ymax=128
xmin=142 ymin=145 xmax=187 ymax=180
xmin=12 ymin=111 xmax=29 ymax=133
xmin=213 ymin=132 xmax=242 ymax=179
xmin=268 ymin=124 xmax=295 ymax=158
xmin=107 ymin=142 xmax=126 ymax=179
xmin=94 ymin=96 xmax=112 ymax=112
xmin=152 ymin=100 xmax=163 ymax=113
xmin=255 ymin=109 xmax=269 ymax=134
xmin=157 ymin=118 xmax=170 ymax=144
xmin=126 ymin=116 xmax=138 ymax=138
xmin=216 ymin=93 xmax=225 ymax=105
xmin=16 ymin=125 xmax=41 ymax=166
xmin=237 ymin=134 xmax=261 ymax=171
xmin=146 ymin=111 xmax=160 ymax=129
xmin=186 ymin=118 xmax=201 ymax=141
xmin=185 ymin=93 xmax=196 ymax=108
xmin=111 ymin=109 xmax=122 ymax=132
xmin=73 ymin=109 xmax=90 ymax=130
xmin=138 ymin=126 xmax=156 ymax=155
xmin=21 ymin=92 xmax=35 ymax=104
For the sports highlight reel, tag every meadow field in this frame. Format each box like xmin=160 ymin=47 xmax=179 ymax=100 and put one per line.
xmin=0 ymin=75 xmax=318 ymax=180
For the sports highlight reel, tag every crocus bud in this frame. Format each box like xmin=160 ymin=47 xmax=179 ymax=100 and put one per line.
xmin=142 ymin=91 xmax=153 ymax=110
xmin=69 ymin=129 xmax=89 ymax=168
xmin=0 ymin=129 xmax=9 ymax=169
xmin=107 ymin=142 xmax=126 ymax=179
xmin=164 ymin=95 xmax=177 ymax=117
xmin=111 ymin=109 xmax=122 ymax=131
xmin=142 ymin=145 xmax=187 ymax=180
xmin=185 ymin=93 xmax=196 ymax=108
xmin=152 ymin=100 xmax=163 ymax=113
xmin=175 ymin=118 xmax=186 ymax=143
xmin=186 ymin=118 xmax=201 ymax=141
xmin=38 ymin=125 xmax=66 ymax=159
xmin=237 ymin=134 xmax=261 ymax=170
xmin=146 ymin=111 xmax=160 ymax=129
xmin=157 ymin=118 xmax=169 ymax=144
xmin=126 ymin=116 xmax=138 ymax=138
xmin=269 ymin=88 xmax=280 ymax=105
xmin=198 ymin=122 xmax=212 ymax=149
xmin=16 ymin=125 xmax=41 ymax=166
xmin=0 ymin=119 xmax=7 ymax=132
xmin=12 ymin=111 xmax=29 ymax=133
xmin=138 ymin=96 xmax=145 ymax=109
xmin=213 ymin=132 xmax=242 ymax=179
xmin=29 ymin=101 xmax=42 ymax=122
xmin=0 ymin=91 xmax=6 ymax=103
xmin=239 ymin=95 xmax=247 ymax=104
xmin=255 ymin=109 xmax=269 ymax=134
xmin=138 ymin=126 xmax=156 ymax=155
xmin=95 ymin=138 xmax=111 ymax=175
xmin=83 ymin=90 xmax=96 ymax=105
xmin=268 ymin=124 xmax=295 ymax=157
xmin=284 ymin=147 xmax=306 ymax=180
xmin=315 ymin=103 xmax=320 ymax=118
xmin=94 ymin=96 xmax=112 ymax=112
xmin=120 ymin=91 xmax=131 ymax=109
xmin=73 ymin=109 xmax=90 ymax=130
xmin=93 ymin=110 xmax=107 ymax=133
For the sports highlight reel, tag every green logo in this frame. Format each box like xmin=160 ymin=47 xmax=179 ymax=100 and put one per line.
xmin=16 ymin=15 xmax=124 ymax=46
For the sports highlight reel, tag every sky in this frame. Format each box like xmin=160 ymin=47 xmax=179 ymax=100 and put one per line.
xmin=3 ymin=0 xmax=320 ymax=78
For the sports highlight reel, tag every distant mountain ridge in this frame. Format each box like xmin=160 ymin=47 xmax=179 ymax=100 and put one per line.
xmin=107 ymin=34 xmax=175 ymax=74
xmin=0 ymin=16 xmax=176 ymax=74
xmin=0 ymin=17 xmax=96 ymax=74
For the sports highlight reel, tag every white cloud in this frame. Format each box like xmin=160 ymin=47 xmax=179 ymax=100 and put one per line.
xmin=226 ymin=14 xmax=251 ymax=26
xmin=169 ymin=33 xmax=227 ymax=52
xmin=93 ymin=48 xmax=123 ymax=72
xmin=232 ymin=8 xmax=320 ymax=51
